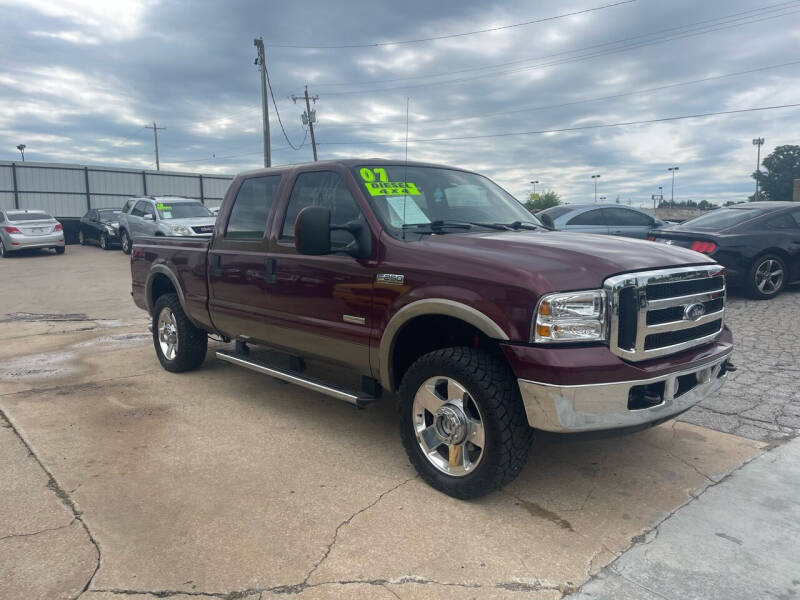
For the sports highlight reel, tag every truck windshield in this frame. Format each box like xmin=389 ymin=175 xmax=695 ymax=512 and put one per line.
xmin=352 ymin=165 xmax=541 ymax=236
xmin=156 ymin=202 xmax=212 ymax=220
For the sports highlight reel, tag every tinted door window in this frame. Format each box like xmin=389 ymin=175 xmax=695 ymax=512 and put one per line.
xmin=603 ymin=208 xmax=653 ymax=226
xmin=764 ymin=213 xmax=798 ymax=229
xmin=792 ymin=211 xmax=800 ymax=227
xmin=131 ymin=201 xmax=149 ymax=217
xmin=568 ymin=209 xmax=606 ymax=226
xmin=225 ymin=175 xmax=281 ymax=239
xmin=281 ymin=171 xmax=362 ymax=248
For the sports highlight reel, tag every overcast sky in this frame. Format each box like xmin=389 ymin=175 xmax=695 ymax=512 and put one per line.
xmin=2 ymin=0 xmax=799 ymax=205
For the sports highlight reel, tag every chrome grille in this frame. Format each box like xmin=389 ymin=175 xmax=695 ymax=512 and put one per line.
xmin=605 ymin=265 xmax=725 ymax=361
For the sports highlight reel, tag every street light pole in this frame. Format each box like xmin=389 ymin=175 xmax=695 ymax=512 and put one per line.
xmin=591 ymin=174 xmax=601 ymax=202
xmin=668 ymin=167 xmax=679 ymax=202
xmin=752 ymin=138 xmax=764 ymax=200
xmin=16 ymin=144 xmax=25 ymax=162
xmin=530 ymin=180 xmax=539 ymax=195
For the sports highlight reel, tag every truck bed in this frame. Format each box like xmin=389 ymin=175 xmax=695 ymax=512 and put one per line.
xmin=130 ymin=235 xmax=214 ymax=331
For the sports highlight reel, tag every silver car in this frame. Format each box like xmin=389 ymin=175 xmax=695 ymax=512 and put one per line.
xmin=118 ymin=196 xmax=217 ymax=254
xmin=0 ymin=209 xmax=65 ymax=257
xmin=537 ymin=204 xmax=670 ymax=239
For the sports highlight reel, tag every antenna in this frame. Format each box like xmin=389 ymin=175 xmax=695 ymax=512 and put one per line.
xmin=402 ymin=96 xmax=409 ymax=240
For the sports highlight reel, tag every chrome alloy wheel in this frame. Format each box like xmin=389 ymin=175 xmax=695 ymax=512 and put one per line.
xmin=755 ymin=258 xmax=783 ymax=294
xmin=412 ymin=376 xmax=486 ymax=477
xmin=157 ymin=307 xmax=179 ymax=360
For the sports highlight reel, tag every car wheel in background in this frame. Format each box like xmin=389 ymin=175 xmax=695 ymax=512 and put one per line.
xmin=54 ymin=246 xmax=65 ymax=255
xmin=100 ymin=232 xmax=109 ymax=250
xmin=152 ymin=293 xmax=208 ymax=373
xmin=398 ymin=347 xmax=533 ymax=499
xmin=78 ymin=230 xmax=86 ymax=245
xmin=0 ymin=239 xmax=8 ymax=258
xmin=120 ymin=230 xmax=132 ymax=254
xmin=747 ymin=254 xmax=786 ymax=299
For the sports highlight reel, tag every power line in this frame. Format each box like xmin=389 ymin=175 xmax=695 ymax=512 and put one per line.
xmin=266 ymin=0 xmax=636 ymax=49
xmin=312 ymin=0 xmax=800 ymax=89
xmin=316 ymin=102 xmax=800 ymax=145
xmin=264 ymin=60 xmax=309 ymax=151
xmin=311 ymin=2 xmax=800 ymax=96
xmin=337 ymin=58 xmax=800 ymax=128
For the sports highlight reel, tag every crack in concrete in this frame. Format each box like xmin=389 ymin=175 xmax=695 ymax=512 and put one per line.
xmin=301 ymin=476 xmax=417 ymax=586
xmin=0 ymin=409 xmax=102 ymax=600
xmin=0 ymin=519 xmax=76 ymax=542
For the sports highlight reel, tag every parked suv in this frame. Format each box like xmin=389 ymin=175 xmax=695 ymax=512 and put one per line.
xmin=119 ymin=196 xmax=216 ymax=254
xmin=131 ymin=160 xmax=733 ymax=498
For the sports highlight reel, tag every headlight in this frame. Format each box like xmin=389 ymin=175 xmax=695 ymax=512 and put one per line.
xmin=169 ymin=225 xmax=192 ymax=236
xmin=105 ymin=225 xmax=117 ymax=234
xmin=533 ymin=290 xmax=607 ymax=343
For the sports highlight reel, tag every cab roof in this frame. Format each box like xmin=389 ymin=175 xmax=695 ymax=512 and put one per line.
xmin=237 ymin=158 xmax=479 ymax=178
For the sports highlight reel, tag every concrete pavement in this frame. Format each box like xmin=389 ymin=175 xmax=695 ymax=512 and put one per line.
xmin=569 ymin=436 xmax=800 ymax=600
xmin=0 ymin=245 xmax=795 ymax=599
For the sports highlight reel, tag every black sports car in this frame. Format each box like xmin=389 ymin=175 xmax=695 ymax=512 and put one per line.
xmin=648 ymin=201 xmax=800 ymax=299
xmin=79 ymin=208 xmax=122 ymax=250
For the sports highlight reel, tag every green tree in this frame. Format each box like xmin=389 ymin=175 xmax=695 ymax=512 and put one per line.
xmin=525 ymin=190 xmax=561 ymax=213
xmin=753 ymin=144 xmax=800 ymax=201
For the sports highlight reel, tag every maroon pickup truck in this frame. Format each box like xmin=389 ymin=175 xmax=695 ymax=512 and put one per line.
xmin=131 ymin=159 xmax=733 ymax=498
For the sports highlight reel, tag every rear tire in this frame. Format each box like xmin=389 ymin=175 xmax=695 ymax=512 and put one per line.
xmin=0 ymin=239 xmax=8 ymax=258
xmin=152 ymin=293 xmax=207 ymax=372
xmin=398 ymin=347 xmax=533 ymax=499
xmin=747 ymin=254 xmax=786 ymax=299
xmin=120 ymin=230 xmax=132 ymax=255
xmin=78 ymin=231 xmax=86 ymax=245
xmin=54 ymin=246 xmax=65 ymax=255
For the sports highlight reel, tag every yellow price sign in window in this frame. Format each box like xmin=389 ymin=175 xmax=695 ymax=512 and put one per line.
xmin=364 ymin=181 xmax=420 ymax=196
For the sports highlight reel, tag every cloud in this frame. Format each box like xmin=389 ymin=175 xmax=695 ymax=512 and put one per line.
xmin=1 ymin=0 xmax=799 ymax=206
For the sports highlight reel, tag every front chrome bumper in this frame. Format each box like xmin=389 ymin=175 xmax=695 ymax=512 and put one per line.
xmin=518 ymin=351 xmax=731 ymax=432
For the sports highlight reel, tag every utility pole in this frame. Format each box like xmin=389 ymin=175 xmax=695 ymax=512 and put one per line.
xmin=144 ymin=121 xmax=166 ymax=170
xmin=591 ymin=174 xmax=601 ymax=202
xmin=668 ymin=167 xmax=679 ymax=202
xmin=16 ymin=144 xmax=25 ymax=161
xmin=254 ymin=37 xmax=271 ymax=168
xmin=292 ymin=86 xmax=319 ymax=161
xmin=752 ymin=137 xmax=764 ymax=200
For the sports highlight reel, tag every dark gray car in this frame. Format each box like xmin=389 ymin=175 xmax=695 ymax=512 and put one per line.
xmin=538 ymin=204 xmax=670 ymax=239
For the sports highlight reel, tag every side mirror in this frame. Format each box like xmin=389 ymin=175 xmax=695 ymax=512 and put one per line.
xmin=295 ymin=206 xmax=332 ymax=255
xmin=539 ymin=213 xmax=556 ymax=230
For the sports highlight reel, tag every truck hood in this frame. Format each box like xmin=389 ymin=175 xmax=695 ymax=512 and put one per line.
xmin=418 ymin=230 xmax=716 ymax=292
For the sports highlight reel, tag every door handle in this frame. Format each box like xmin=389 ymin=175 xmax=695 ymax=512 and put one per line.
xmin=211 ymin=254 xmax=223 ymax=277
xmin=266 ymin=258 xmax=277 ymax=284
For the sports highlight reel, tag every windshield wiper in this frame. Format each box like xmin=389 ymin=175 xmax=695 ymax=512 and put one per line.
xmin=402 ymin=220 xmax=473 ymax=233
xmin=493 ymin=221 xmax=546 ymax=231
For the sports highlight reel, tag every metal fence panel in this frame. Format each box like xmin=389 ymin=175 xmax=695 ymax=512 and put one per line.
xmin=202 ymin=177 xmax=231 ymax=200
xmin=19 ymin=192 xmax=86 ymax=216
xmin=0 ymin=165 xmax=13 ymax=191
xmin=89 ymin=169 xmax=144 ymax=196
xmin=16 ymin=164 xmax=85 ymax=194
xmin=0 ymin=161 xmax=233 ymax=217
xmin=146 ymin=172 xmax=201 ymax=198
xmin=0 ymin=191 xmax=14 ymax=211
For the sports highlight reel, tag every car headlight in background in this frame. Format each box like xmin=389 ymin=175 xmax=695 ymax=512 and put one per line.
xmin=105 ymin=225 xmax=118 ymax=235
xmin=169 ymin=225 xmax=192 ymax=236
xmin=533 ymin=290 xmax=607 ymax=343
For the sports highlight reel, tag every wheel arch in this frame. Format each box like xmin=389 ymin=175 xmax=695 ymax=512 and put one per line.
xmin=379 ymin=299 xmax=510 ymax=392
xmin=146 ymin=265 xmax=187 ymax=316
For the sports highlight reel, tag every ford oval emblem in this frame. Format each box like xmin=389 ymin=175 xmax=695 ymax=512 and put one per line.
xmin=684 ymin=303 xmax=706 ymax=321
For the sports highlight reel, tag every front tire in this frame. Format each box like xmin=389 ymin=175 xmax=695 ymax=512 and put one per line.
xmin=120 ymin=230 xmax=132 ymax=255
xmin=747 ymin=254 xmax=786 ymax=299
xmin=398 ymin=347 xmax=533 ymax=499
xmin=152 ymin=293 xmax=207 ymax=372
xmin=54 ymin=246 xmax=65 ymax=255
xmin=78 ymin=230 xmax=86 ymax=245
xmin=0 ymin=239 xmax=8 ymax=258
xmin=100 ymin=232 xmax=109 ymax=250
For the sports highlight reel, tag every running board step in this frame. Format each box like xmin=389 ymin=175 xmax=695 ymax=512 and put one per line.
xmin=216 ymin=350 xmax=378 ymax=408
